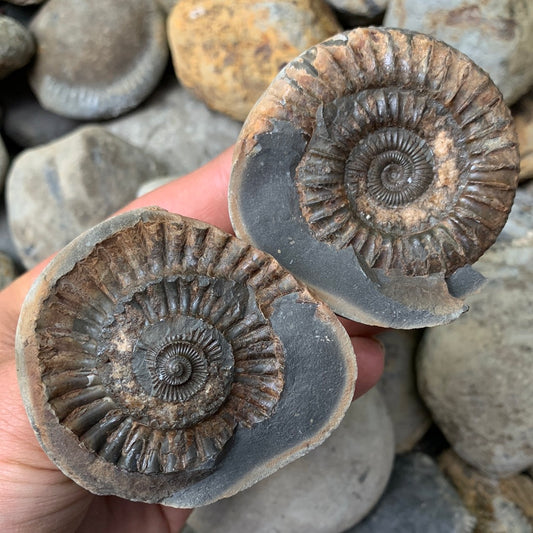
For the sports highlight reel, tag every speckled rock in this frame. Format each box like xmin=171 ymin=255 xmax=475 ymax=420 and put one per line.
xmin=384 ymin=0 xmax=533 ymax=105
xmin=104 ymin=77 xmax=241 ymax=175
xmin=29 ymin=0 xmax=168 ymax=119
xmin=376 ymin=329 xmax=432 ymax=453
xmin=0 ymin=15 xmax=35 ymax=79
xmin=136 ymin=176 xmax=176 ymax=197
xmin=188 ymin=388 xmax=395 ymax=533
xmin=348 ymin=453 xmax=476 ymax=532
xmin=0 ymin=136 xmax=8 ymax=189
xmin=513 ymin=90 xmax=533 ymax=182
xmin=440 ymin=450 xmax=533 ymax=533
xmin=417 ymin=187 xmax=533 ymax=477
xmin=0 ymin=72 xmax=82 ymax=148
xmin=167 ymin=0 xmax=341 ymax=121
xmin=0 ymin=251 xmax=16 ymax=290
xmin=6 ymin=126 xmax=165 ymax=268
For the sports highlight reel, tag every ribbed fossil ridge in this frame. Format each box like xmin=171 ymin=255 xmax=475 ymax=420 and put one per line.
xmin=34 ymin=215 xmax=297 ymax=475
xmin=241 ymin=27 xmax=519 ymax=277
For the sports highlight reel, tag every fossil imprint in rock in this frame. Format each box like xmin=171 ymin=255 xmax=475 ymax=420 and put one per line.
xmin=230 ymin=27 xmax=520 ymax=328
xmin=16 ymin=208 xmax=356 ymax=507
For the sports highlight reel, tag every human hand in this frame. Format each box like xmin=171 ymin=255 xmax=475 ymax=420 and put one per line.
xmin=0 ymin=146 xmax=384 ymax=532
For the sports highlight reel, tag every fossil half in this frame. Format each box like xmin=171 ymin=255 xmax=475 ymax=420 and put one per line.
xmin=16 ymin=208 xmax=356 ymax=507
xmin=229 ymin=27 xmax=520 ymax=328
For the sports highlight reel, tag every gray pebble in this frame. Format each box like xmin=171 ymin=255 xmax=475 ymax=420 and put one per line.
xmin=384 ymin=0 xmax=533 ymax=105
xmin=0 ymin=15 xmax=35 ymax=79
xmin=188 ymin=389 xmax=395 ymax=533
xmin=376 ymin=329 xmax=432 ymax=453
xmin=6 ymin=125 xmax=165 ymax=268
xmin=348 ymin=453 xmax=476 ymax=532
xmin=29 ymin=0 xmax=168 ymax=119
xmin=104 ymin=78 xmax=242 ymax=176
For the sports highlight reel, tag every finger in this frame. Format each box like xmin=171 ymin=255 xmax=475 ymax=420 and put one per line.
xmin=351 ymin=336 xmax=385 ymax=399
xmin=338 ymin=316 xmax=387 ymax=338
xmin=118 ymin=145 xmax=234 ymax=233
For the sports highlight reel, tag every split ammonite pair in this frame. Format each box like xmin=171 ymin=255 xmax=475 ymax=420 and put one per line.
xmin=16 ymin=27 xmax=519 ymax=506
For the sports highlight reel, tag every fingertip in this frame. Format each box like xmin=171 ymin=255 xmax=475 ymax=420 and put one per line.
xmin=351 ymin=336 xmax=385 ymax=399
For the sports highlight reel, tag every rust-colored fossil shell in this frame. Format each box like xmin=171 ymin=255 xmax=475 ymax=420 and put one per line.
xmin=16 ymin=208 xmax=356 ymax=506
xmin=230 ymin=27 xmax=520 ymax=328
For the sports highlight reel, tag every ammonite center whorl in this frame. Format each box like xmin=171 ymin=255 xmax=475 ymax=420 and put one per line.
xmin=230 ymin=27 xmax=520 ymax=327
xmin=16 ymin=208 xmax=357 ymax=506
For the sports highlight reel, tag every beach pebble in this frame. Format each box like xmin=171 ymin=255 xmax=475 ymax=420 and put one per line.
xmin=29 ymin=0 xmax=168 ymax=119
xmin=349 ymin=453 xmax=476 ymax=532
xmin=513 ymin=90 xmax=533 ymax=182
xmin=0 ymin=251 xmax=16 ymax=290
xmin=0 ymin=15 xmax=35 ymax=79
xmin=187 ymin=389 xmax=395 ymax=533
xmin=167 ymin=0 xmax=341 ymax=121
xmin=384 ymin=0 xmax=533 ymax=104
xmin=417 ymin=189 xmax=533 ymax=476
xmin=6 ymin=126 xmax=165 ymax=268
xmin=440 ymin=450 xmax=533 ymax=533
xmin=376 ymin=329 xmax=432 ymax=453
xmin=104 ymin=78 xmax=241 ymax=175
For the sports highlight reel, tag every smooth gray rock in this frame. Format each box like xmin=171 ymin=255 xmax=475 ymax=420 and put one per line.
xmin=348 ymin=453 xmax=476 ymax=532
xmin=188 ymin=389 xmax=395 ymax=533
xmin=104 ymin=78 xmax=242 ymax=176
xmin=6 ymin=125 xmax=165 ymax=268
xmin=384 ymin=0 xmax=533 ymax=105
xmin=376 ymin=329 xmax=432 ymax=453
xmin=326 ymin=0 xmax=387 ymax=18
xmin=417 ymin=187 xmax=533 ymax=477
xmin=29 ymin=0 xmax=168 ymax=119
xmin=0 ymin=136 xmax=8 ymax=189
xmin=0 ymin=15 xmax=34 ymax=79
xmin=0 ymin=251 xmax=16 ymax=290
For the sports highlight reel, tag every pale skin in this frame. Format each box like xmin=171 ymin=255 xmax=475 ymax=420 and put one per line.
xmin=0 ymin=147 xmax=384 ymax=532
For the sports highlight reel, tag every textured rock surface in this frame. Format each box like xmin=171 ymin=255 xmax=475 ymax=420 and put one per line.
xmin=349 ymin=453 xmax=476 ymax=532
xmin=6 ymin=126 xmax=164 ymax=268
xmin=167 ymin=0 xmax=341 ymax=121
xmin=29 ymin=0 xmax=168 ymax=119
xmin=513 ymin=90 xmax=533 ymax=182
xmin=376 ymin=329 xmax=431 ymax=453
xmin=417 ymin=187 xmax=533 ymax=477
xmin=0 ymin=136 xmax=8 ymax=190
xmin=188 ymin=389 xmax=395 ymax=532
xmin=0 ymin=15 xmax=34 ymax=79
xmin=0 ymin=251 xmax=16 ymax=290
xmin=384 ymin=0 xmax=533 ymax=105
xmin=104 ymin=78 xmax=241 ymax=175
xmin=440 ymin=450 xmax=533 ymax=533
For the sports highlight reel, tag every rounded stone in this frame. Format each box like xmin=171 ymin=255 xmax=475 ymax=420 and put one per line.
xmin=6 ymin=125 xmax=165 ymax=269
xmin=384 ymin=0 xmax=533 ymax=105
xmin=417 ymin=194 xmax=533 ymax=476
xmin=376 ymin=329 xmax=432 ymax=453
xmin=325 ymin=0 xmax=387 ymax=19
xmin=348 ymin=453 xmax=476 ymax=533
xmin=187 ymin=388 xmax=394 ymax=532
xmin=104 ymin=78 xmax=242 ymax=176
xmin=440 ymin=449 xmax=533 ymax=533
xmin=0 ymin=251 xmax=16 ymax=290
xmin=167 ymin=0 xmax=341 ymax=121
xmin=0 ymin=15 xmax=35 ymax=79
xmin=16 ymin=208 xmax=357 ymax=506
xmin=28 ymin=0 xmax=168 ymax=119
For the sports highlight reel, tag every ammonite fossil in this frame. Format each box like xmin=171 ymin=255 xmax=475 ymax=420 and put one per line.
xmin=16 ymin=208 xmax=356 ymax=506
xmin=229 ymin=27 xmax=520 ymax=328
